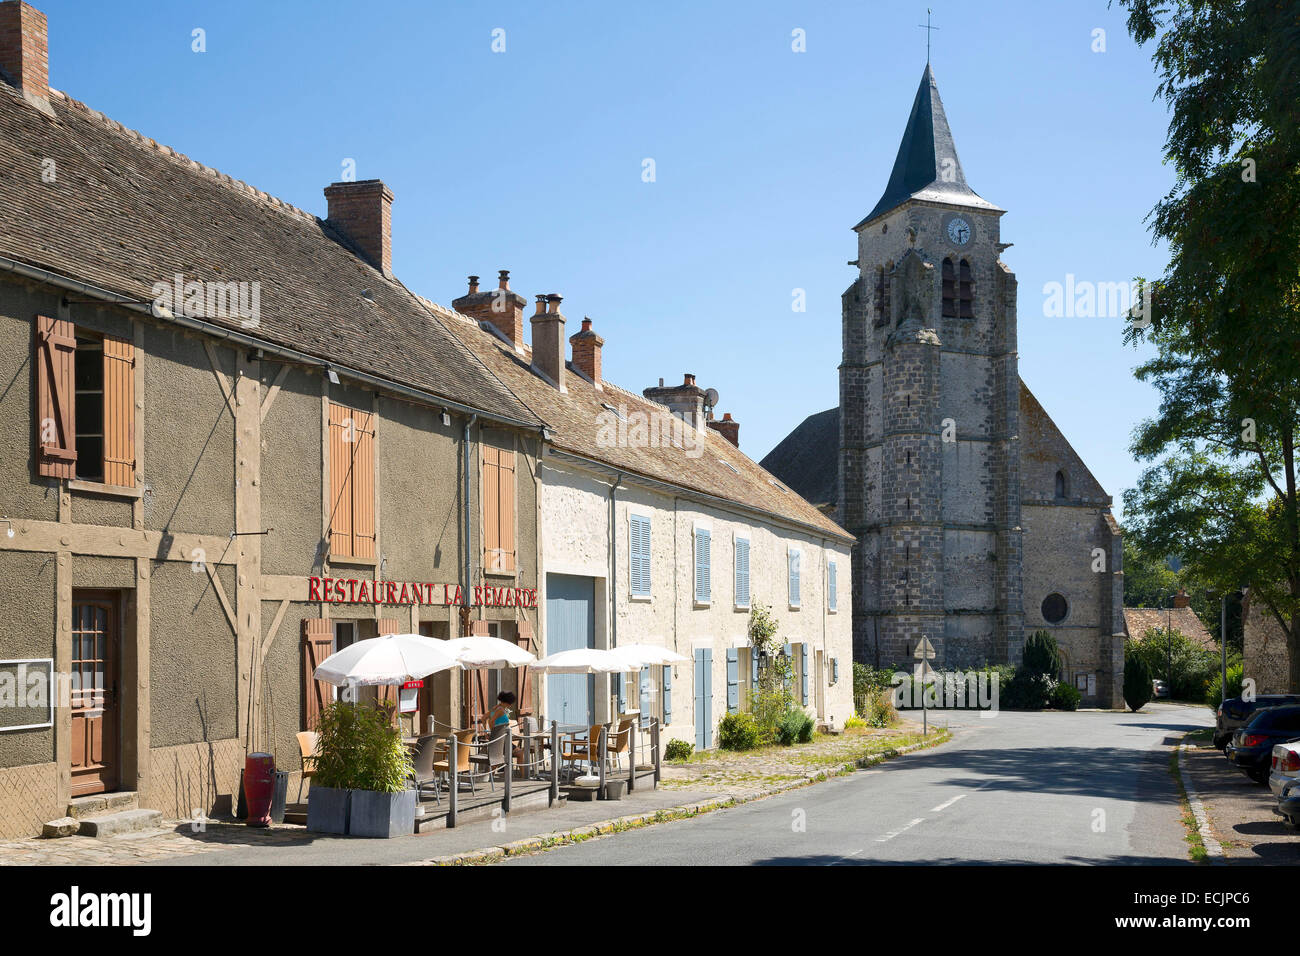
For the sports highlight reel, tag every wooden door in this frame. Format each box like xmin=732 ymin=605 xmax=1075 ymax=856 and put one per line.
xmin=71 ymin=593 xmax=119 ymax=795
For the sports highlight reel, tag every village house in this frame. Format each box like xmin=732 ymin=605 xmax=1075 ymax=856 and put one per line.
xmin=0 ymin=0 xmax=545 ymax=838
xmin=439 ymin=280 xmax=856 ymax=750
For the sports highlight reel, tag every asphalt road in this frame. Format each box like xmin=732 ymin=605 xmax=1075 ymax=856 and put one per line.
xmin=502 ymin=703 xmax=1215 ymax=866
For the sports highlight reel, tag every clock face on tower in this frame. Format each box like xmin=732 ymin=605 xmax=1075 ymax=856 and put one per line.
xmin=946 ymin=216 xmax=972 ymax=246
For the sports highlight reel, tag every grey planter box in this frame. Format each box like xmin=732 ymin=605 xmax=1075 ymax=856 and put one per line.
xmin=349 ymin=789 xmax=417 ymax=839
xmin=306 ymin=786 xmax=351 ymax=835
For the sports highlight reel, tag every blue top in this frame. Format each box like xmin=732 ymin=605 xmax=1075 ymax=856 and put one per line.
xmin=493 ymin=711 xmax=511 ymax=726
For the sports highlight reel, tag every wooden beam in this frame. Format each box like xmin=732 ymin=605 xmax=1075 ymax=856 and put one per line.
xmin=259 ymin=362 xmax=290 ymax=423
xmin=204 ymin=340 xmax=236 ymax=416
xmin=203 ymin=561 xmax=238 ymax=636
xmin=0 ymin=518 xmax=238 ymax=565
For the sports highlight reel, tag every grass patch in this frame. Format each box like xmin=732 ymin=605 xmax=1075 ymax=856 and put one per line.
xmin=1168 ymin=732 xmax=1210 ymax=863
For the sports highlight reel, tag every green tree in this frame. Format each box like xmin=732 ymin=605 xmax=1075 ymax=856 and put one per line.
xmin=1116 ymin=0 xmax=1300 ymax=692
xmin=1124 ymin=651 xmax=1153 ymax=713
xmin=1022 ymin=630 xmax=1061 ymax=679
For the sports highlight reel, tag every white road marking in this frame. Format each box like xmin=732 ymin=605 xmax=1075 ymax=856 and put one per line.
xmin=876 ymin=817 xmax=925 ymax=842
xmin=929 ymin=793 xmax=967 ymax=813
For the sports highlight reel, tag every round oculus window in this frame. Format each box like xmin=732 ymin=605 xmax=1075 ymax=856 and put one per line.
xmin=1041 ymin=593 xmax=1068 ymax=624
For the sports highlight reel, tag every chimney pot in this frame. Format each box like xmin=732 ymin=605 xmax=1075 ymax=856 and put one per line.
xmin=498 ymin=270 xmax=510 ymax=290
xmin=323 ymin=179 xmax=395 ymax=277
xmin=467 ymin=275 xmax=480 ymax=294
xmin=708 ymin=411 xmax=741 ymax=448
xmin=0 ymin=1 xmax=50 ymax=111
xmin=684 ymin=373 xmax=696 ymax=387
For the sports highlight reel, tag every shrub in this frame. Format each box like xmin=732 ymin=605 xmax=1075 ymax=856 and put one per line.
xmin=664 ymin=738 xmax=694 ymax=761
xmin=844 ymin=713 xmax=867 ymax=729
xmin=853 ymin=662 xmax=896 ymax=714
xmin=867 ymin=688 xmax=897 ymax=727
xmin=1002 ymin=670 xmax=1055 ymax=710
xmin=1129 ymin=627 xmax=1218 ymax=701
xmin=1205 ymin=661 xmax=1246 ymax=709
xmin=1124 ymin=652 xmax=1153 ymax=712
xmin=1023 ymin=630 xmax=1062 ymax=678
xmin=718 ymin=712 xmax=761 ymax=751
xmin=776 ymin=709 xmax=811 ymax=746
xmin=1050 ymin=682 xmax=1082 ymax=711
xmin=313 ymin=699 xmax=413 ymax=793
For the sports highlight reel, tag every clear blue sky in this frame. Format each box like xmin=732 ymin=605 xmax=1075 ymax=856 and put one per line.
xmin=41 ymin=0 xmax=1172 ymax=519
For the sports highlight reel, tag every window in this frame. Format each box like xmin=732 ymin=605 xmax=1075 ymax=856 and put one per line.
xmin=328 ymin=402 xmax=376 ymax=559
xmin=34 ymin=315 xmax=135 ymax=485
xmin=482 ymin=440 xmax=516 ymax=573
xmin=874 ymin=266 xmax=889 ymax=327
xmin=1041 ymin=593 xmax=1069 ymax=624
xmin=630 ymin=514 xmax=652 ymax=597
xmin=788 ymin=548 xmax=801 ymax=608
xmin=1054 ymin=470 xmax=1068 ymax=499
xmin=942 ymin=258 xmax=975 ymax=319
xmin=734 ymin=536 xmax=751 ymax=608
xmin=694 ymin=527 xmax=711 ymax=604
xmin=828 ymin=559 xmax=838 ymax=612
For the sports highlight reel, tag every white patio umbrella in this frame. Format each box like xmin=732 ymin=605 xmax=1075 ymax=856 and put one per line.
xmin=607 ymin=643 xmax=688 ymax=671
xmin=443 ymin=635 xmax=536 ymax=670
xmin=528 ymin=647 xmax=626 ymax=674
xmin=313 ymin=633 xmax=461 ymax=687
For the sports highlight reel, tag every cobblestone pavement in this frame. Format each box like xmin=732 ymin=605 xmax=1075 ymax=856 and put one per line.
xmin=657 ymin=720 xmax=939 ymax=796
xmin=0 ymin=821 xmax=315 ymax=866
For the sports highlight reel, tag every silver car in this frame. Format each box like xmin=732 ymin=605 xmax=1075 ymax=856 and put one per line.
xmin=1269 ymin=742 xmax=1300 ymax=797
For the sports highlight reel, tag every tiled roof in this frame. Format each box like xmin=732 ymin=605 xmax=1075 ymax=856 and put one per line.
xmin=1122 ymin=607 xmax=1217 ymax=650
xmin=759 ymin=407 xmax=839 ymax=511
xmin=433 ymin=304 xmax=853 ymax=543
xmin=0 ymin=83 xmax=539 ymax=427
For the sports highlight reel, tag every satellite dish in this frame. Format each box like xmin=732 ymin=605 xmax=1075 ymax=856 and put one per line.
xmin=704 ymin=387 xmax=719 ymax=410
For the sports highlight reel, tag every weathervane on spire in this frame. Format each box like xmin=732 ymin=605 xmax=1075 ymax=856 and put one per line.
xmin=918 ymin=8 xmax=939 ymax=63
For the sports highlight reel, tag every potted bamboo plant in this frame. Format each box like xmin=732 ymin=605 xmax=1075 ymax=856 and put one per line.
xmin=307 ymin=698 xmax=416 ymax=837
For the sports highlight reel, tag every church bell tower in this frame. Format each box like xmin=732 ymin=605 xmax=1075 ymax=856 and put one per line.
xmin=840 ymin=64 xmax=1024 ymax=670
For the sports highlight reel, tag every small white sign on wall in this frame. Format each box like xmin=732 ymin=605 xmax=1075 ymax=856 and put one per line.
xmin=1087 ymin=674 xmax=1097 ymax=697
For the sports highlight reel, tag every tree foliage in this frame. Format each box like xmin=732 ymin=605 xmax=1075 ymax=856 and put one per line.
xmin=1116 ymin=0 xmax=1300 ymax=691
xmin=1022 ymin=629 xmax=1062 ymax=678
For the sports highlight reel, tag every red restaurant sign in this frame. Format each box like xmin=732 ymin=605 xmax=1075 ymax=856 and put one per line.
xmin=307 ymin=576 xmax=537 ymax=609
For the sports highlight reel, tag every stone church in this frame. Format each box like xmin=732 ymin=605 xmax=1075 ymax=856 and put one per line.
xmin=762 ymin=65 xmax=1125 ymax=707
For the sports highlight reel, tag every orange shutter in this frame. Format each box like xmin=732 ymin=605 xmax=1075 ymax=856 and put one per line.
xmin=515 ymin=620 xmax=534 ymax=716
xmin=351 ymin=410 xmax=375 ymax=559
xmin=102 ymin=334 xmax=135 ymax=487
xmin=482 ymin=444 xmax=501 ymax=571
xmin=328 ymin=403 xmax=353 ymax=557
xmin=35 ymin=314 xmax=76 ymax=478
xmin=497 ymin=447 xmax=516 ymax=572
xmin=301 ymin=619 xmax=335 ymax=731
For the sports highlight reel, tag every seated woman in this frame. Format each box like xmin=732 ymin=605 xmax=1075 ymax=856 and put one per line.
xmin=488 ymin=691 xmax=516 ymax=732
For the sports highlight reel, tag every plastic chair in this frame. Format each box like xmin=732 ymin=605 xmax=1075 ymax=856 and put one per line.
xmin=295 ymin=731 xmax=319 ymax=802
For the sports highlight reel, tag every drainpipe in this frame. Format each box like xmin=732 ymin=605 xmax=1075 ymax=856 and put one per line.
xmin=463 ymin=414 xmax=477 ymax=630
xmin=608 ymin=472 xmax=623 ymax=719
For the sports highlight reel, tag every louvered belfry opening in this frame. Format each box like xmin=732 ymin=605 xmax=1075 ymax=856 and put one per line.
xmin=942 ymin=258 xmax=974 ymax=320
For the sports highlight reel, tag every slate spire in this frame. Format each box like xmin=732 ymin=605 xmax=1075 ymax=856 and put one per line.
xmin=856 ymin=65 xmax=1001 ymax=229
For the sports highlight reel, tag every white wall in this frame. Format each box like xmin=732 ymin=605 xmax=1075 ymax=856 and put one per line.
xmin=539 ymin=457 xmax=854 ymax=750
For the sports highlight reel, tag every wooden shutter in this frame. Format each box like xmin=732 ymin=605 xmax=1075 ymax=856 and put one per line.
xmin=800 ymin=644 xmax=809 ymax=705
xmin=482 ymin=442 xmax=516 ymax=574
xmin=639 ymin=667 xmax=650 ymax=729
xmin=102 ymin=334 xmax=135 ymax=487
xmin=515 ymin=621 xmax=534 ymax=716
xmin=942 ymin=257 xmax=957 ymax=318
xmin=352 ymin=410 xmax=376 ymax=559
xmin=828 ymin=560 xmax=837 ymax=611
xmin=376 ymin=617 xmax=400 ymax=712
xmin=661 ymin=665 xmax=672 ymax=725
xmin=35 ymin=314 xmax=76 ymax=478
xmin=734 ymin=537 xmax=750 ymax=607
xmin=328 ymin=404 xmax=375 ymax=558
xmin=301 ymin=619 xmax=335 ymax=731
xmin=789 ymin=550 xmax=800 ymax=607
xmin=726 ymin=647 xmax=739 ymax=714
xmin=694 ymin=529 xmax=711 ymax=603
xmin=630 ymin=515 xmax=651 ymax=597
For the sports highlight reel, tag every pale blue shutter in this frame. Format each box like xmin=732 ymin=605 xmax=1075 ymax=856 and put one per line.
xmin=695 ymin=529 xmax=711 ymax=603
xmin=735 ymin=537 xmax=750 ymax=607
xmin=726 ymin=648 xmax=739 ymax=713
xmin=782 ymin=642 xmax=792 ymax=691
xmin=662 ymin=666 xmax=672 ymax=725
xmin=630 ymin=515 xmax=651 ymax=597
xmin=831 ymin=657 xmax=839 ymax=684
xmin=789 ymin=550 xmax=800 ymax=607
xmin=751 ymin=647 xmax=759 ymax=689
xmin=639 ymin=667 xmax=651 ymax=729
xmin=694 ymin=648 xmax=712 ymax=750
xmin=616 ymin=672 xmax=627 ymax=713
xmin=828 ymin=560 xmax=837 ymax=611
xmin=800 ymin=644 xmax=809 ymax=705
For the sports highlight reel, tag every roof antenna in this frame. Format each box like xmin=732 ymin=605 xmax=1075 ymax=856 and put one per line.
xmin=918 ymin=8 xmax=939 ymax=64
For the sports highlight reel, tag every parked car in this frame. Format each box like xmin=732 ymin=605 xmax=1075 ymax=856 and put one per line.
xmin=1269 ymin=742 xmax=1300 ymax=797
xmin=1277 ymin=781 xmax=1300 ymax=828
xmin=1214 ymin=694 xmax=1300 ymax=750
xmin=1225 ymin=705 xmax=1300 ymax=783
xmin=1152 ymin=679 xmax=1170 ymax=699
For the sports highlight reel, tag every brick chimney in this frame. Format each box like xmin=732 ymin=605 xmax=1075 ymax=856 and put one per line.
xmin=0 ymin=1 xmax=50 ymax=114
xmin=569 ymin=317 xmax=604 ymax=387
xmin=644 ymin=373 xmax=706 ymax=430
xmin=453 ymin=270 xmax=527 ymax=350
xmin=1173 ymin=589 xmax=1190 ymax=609
xmin=708 ymin=412 xmax=740 ymax=448
xmin=531 ymin=293 xmax=566 ymax=391
xmin=323 ymin=179 xmax=394 ymax=277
